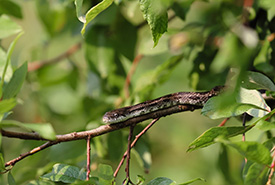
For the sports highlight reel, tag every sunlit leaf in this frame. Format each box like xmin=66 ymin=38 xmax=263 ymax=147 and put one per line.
xmin=139 ymin=0 xmax=168 ymax=47
xmin=0 ymin=15 xmax=22 ymax=39
xmin=236 ymin=88 xmax=270 ymax=117
xmin=202 ymin=87 xmax=270 ymax=119
xmin=0 ymin=31 xmax=24 ymax=93
xmin=259 ymin=0 xmax=275 ymax=21
xmin=0 ymin=98 xmax=16 ymax=114
xmin=74 ymin=0 xmax=85 ymax=23
xmin=81 ymin=0 xmax=114 ymax=35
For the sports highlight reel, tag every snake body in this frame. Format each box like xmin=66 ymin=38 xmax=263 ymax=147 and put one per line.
xmin=102 ymin=86 xmax=223 ymax=124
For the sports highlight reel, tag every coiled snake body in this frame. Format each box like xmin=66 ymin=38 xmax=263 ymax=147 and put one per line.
xmin=103 ymin=86 xmax=223 ymax=124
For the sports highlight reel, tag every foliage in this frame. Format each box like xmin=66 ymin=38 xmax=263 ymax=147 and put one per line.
xmin=0 ymin=0 xmax=275 ymax=185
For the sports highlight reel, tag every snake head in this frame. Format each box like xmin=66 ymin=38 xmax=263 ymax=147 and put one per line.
xmin=102 ymin=111 xmax=124 ymax=124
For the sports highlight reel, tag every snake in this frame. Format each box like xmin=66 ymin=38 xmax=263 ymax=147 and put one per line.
xmin=102 ymin=86 xmax=223 ymax=124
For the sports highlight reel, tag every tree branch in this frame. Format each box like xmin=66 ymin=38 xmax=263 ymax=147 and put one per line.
xmin=27 ymin=42 xmax=81 ymax=72
xmin=3 ymin=104 xmax=201 ymax=167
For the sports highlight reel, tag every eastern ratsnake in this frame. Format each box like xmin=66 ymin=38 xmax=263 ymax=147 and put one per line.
xmin=103 ymin=86 xmax=223 ymax=124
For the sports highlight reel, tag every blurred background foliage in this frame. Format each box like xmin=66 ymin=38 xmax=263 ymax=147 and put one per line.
xmin=0 ymin=0 xmax=275 ymax=184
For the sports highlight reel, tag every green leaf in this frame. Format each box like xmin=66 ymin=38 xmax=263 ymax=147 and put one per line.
xmin=0 ymin=120 xmax=56 ymax=140
xmin=0 ymin=98 xmax=16 ymax=114
xmin=252 ymin=108 xmax=275 ymax=128
xmin=241 ymin=71 xmax=275 ymax=91
xmin=1 ymin=31 xmax=24 ymax=94
xmin=178 ymin=177 xmax=206 ymax=185
xmin=0 ymin=153 xmax=5 ymax=172
xmin=147 ymin=177 xmax=176 ymax=185
xmin=259 ymin=0 xmax=275 ymax=21
xmin=97 ymin=164 xmax=114 ymax=181
xmin=85 ymin=26 xmax=115 ymax=80
xmin=8 ymin=172 xmax=16 ymax=185
xmin=41 ymin=163 xmax=86 ymax=183
xmin=0 ymin=47 xmax=12 ymax=83
xmin=187 ymin=126 xmax=252 ymax=152
xmin=243 ymin=162 xmax=269 ymax=185
xmin=3 ymin=62 xmax=28 ymax=99
xmin=81 ymin=0 xmax=114 ymax=35
xmin=0 ymin=1 xmax=22 ymax=18
xmin=74 ymin=0 xmax=85 ymax=23
xmin=217 ymin=144 xmax=232 ymax=183
xmin=139 ymin=0 xmax=168 ymax=47
xmin=137 ymin=175 xmax=145 ymax=184
xmin=236 ymin=88 xmax=270 ymax=117
xmin=217 ymin=139 xmax=272 ymax=165
xmin=253 ymin=39 xmax=273 ymax=73
xmin=202 ymin=87 xmax=270 ymax=119
xmin=255 ymin=120 xmax=275 ymax=131
xmin=0 ymin=15 xmax=22 ymax=39
xmin=202 ymin=96 xmax=258 ymax=119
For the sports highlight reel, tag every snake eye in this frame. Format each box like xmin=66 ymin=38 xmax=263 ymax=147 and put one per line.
xmin=113 ymin=113 xmax=118 ymax=118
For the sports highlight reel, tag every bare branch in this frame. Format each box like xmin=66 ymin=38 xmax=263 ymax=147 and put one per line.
xmin=86 ymin=135 xmax=91 ymax=180
xmin=28 ymin=42 xmax=81 ymax=72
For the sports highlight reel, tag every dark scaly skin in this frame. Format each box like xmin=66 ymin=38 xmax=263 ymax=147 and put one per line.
xmin=103 ymin=86 xmax=224 ymax=123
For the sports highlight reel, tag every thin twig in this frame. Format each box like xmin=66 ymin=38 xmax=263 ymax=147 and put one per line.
xmin=86 ymin=135 xmax=91 ymax=181
xmin=124 ymin=125 xmax=135 ymax=185
xmin=218 ymin=118 xmax=230 ymax=127
xmin=114 ymin=118 xmax=159 ymax=178
xmin=28 ymin=42 xmax=81 ymax=71
xmin=123 ymin=54 xmax=143 ymax=98
xmin=5 ymin=141 xmax=58 ymax=167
